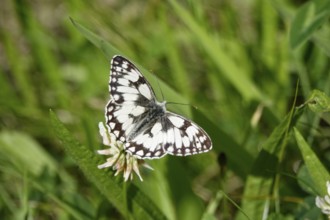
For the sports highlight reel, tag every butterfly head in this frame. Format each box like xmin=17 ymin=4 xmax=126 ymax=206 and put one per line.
xmin=154 ymin=100 xmax=167 ymax=114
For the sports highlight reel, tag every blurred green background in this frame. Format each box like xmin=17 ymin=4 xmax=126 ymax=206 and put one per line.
xmin=1 ymin=0 xmax=330 ymax=219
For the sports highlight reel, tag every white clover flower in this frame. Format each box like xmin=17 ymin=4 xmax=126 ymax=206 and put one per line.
xmin=97 ymin=122 xmax=152 ymax=181
xmin=316 ymin=181 xmax=330 ymax=216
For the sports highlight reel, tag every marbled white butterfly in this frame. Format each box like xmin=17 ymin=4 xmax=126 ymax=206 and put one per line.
xmin=105 ymin=55 xmax=212 ymax=159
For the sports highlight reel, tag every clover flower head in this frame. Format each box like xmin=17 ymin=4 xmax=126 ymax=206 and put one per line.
xmin=316 ymin=181 xmax=330 ymax=216
xmin=97 ymin=122 xmax=152 ymax=181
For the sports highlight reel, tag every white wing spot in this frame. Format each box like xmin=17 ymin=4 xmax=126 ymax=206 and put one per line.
xmin=166 ymin=128 xmax=174 ymax=144
xmin=174 ymin=128 xmax=182 ymax=149
xmin=122 ymin=61 xmax=128 ymax=69
xmin=117 ymin=86 xmax=139 ymax=94
xmin=132 ymin=106 xmax=145 ymax=116
xmin=122 ymin=94 xmax=139 ymax=101
xmin=182 ymin=136 xmax=190 ymax=147
xmin=144 ymin=136 xmax=153 ymax=149
xmin=134 ymin=134 xmax=149 ymax=145
xmin=138 ymin=84 xmax=152 ymax=99
xmin=151 ymin=123 xmax=162 ymax=136
xmin=167 ymin=146 xmax=174 ymax=152
xmin=117 ymin=78 xmax=130 ymax=86
xmin=113 ymin=130 xmax=119 ymax=137
xmin=186 ymin=126 xmax=198 ymax=140
xmin=113 ymin=94 xmax=120 ymax=101
xmin=136 ymin=150 xmax=144 ymax=157
xmin=114 ymin=105 xmax=134 ymax=117
xmin=117 ymin=114 xmax=129 ymax=123
xmin=168 ymin=116 xmax=184 ymax=127
xmin=109 ymin=122 xmax=115 ymax=129
xmin=124 ymin=71 xmax=139 ymax=82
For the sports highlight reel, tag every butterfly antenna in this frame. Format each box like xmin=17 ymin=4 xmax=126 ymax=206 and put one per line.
xmin=156 ymin=77 xmax=165 ymax=102
xmin=150 ymin=72 xmax=165 ymax=101
xmin=166 ymin=102 xmax=198 ymax=110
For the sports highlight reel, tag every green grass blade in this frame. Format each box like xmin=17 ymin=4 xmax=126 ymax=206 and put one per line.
xmin=0 ymin=131 xmax=91 ymax=219
xmin=293 ymin=128 xmax=330 ymax=196
xmin=0 ymin=131 xmax=58 ymax=176
xmin=49 ymin=110 xmax=167 ymax=220
xmin=167 ymin=0 xmax=265 ymax=102
xmin=237 ymin=106 xmax=304 ymax=219
xmin=290 ymin=0 xmax=330 ymax=49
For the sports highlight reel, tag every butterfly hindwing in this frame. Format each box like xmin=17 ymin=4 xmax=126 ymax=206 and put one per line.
xmin=125 ymin=118 xmax=167 ymax=159
xmin=124 ymin=113 xmax=212 ymax=159
xmin=162 ymin=113 xmax=212 ymax=156
xmin=105 ymin=99 xmax=150 ymax=143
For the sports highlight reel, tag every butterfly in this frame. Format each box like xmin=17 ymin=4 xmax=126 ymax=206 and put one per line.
xmin=105 ymin=55 xmax=212 ymax=159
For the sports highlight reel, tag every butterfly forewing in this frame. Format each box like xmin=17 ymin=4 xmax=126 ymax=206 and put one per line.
xmin=106 ymin=55 xmax=212 ymax=159
xmin=110 ymin=56 xmax=156 ymax=105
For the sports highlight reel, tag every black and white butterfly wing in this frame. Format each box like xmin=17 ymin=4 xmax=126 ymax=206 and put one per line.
xmin=109 ymin=55 xmax=156 ymax=106
xmin=124 ymin=116 xmax=168 ymax=159
xmin=105 ymin=55 xmax=167 ymax=158
xmin=161 ymin=112 xmax=212 ymax=156
xmin=124 ymin=112 xmax=212 ymax=159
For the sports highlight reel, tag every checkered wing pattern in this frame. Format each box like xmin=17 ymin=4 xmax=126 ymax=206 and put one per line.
xmin=105 ymin=55 xmax=212 ymax=159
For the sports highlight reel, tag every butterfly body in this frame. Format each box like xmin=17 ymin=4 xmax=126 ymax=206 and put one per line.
xmin=127 ymin=100 xmax=166 ymax=141
xmin=105 ymin=55 xmax=212 ymax=159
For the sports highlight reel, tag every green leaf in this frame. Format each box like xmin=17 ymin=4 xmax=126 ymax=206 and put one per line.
xmin=306 ymin=89 xmax=330 ymax=113
xmin=294 ymin=127 xmax=330 ymax=196
xmin=290 ymin=0 xmax=330 ymax=49
xmin=49 ymin=110 xmax=167 ymax=220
